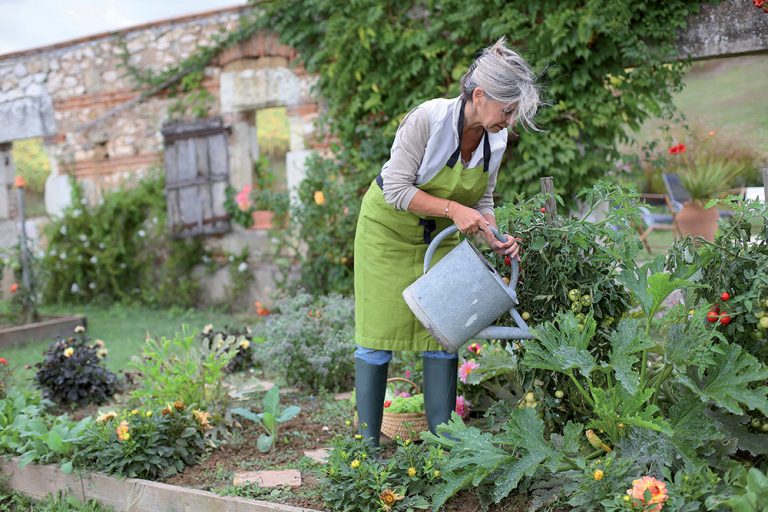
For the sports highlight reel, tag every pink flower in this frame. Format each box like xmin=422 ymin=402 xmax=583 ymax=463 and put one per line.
xmin=397 ymin=392 xmax=411 ymax=398
xmin=458 ymin=360 xmax=479 ymax=384
xmin=235 ymin=185 xmax=252 ymax=211
xmin=455 ymin=395 xmax=471 ymax=419
xmin=626 ymin=476 xmax=668 ymax=511
xmin=467 ymin=342 xmax=482 ymax=354
xmin=404 ymin=370 xmax=411 ymax=379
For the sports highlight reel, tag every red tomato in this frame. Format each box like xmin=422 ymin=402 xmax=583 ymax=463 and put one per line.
xmin=719 ymin=313 xmax=731 ymax=325
xmin=504 ymin=255 xmax=511 ymax=266
xmin=720 ymin=292 xmax=730 ymax=301
xmin=706 ymin=310 xmax=719 ymax=323
xmin=540 ymin=207 xmax=546 ymax=213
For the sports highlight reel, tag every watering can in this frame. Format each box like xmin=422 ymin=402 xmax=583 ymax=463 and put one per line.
xmin=402 ymin=225 xmax=534 ymax=353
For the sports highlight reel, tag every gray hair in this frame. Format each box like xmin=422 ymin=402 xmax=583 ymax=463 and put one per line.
xmin=460 ymin=37 xmax=542 ymax=132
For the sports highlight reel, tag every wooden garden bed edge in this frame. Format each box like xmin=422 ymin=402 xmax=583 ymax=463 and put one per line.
xmin=0 ymin=457 xmax=325 ymax=512
xmin=0 ymin=315 xmax=87 ymax=348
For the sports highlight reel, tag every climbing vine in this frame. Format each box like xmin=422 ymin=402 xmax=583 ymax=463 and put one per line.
xmin=113 ymin=0 xmax=714 ymax=296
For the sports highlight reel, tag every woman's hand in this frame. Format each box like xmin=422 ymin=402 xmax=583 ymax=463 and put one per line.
xmin=486 ymin=233 xmax=521 ymax=259
xmin=450 ymin=204 xmax=492 ymax=236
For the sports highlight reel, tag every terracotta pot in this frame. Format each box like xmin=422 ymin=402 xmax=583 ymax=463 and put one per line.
xmin=676 ymin=201 xmax=719 ymax=242
xmin=250 ymin=210 xmax=274 ymax=230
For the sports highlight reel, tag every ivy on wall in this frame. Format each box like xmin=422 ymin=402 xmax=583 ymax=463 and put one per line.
xmin=255 ymin=0 xmax=712 ymax=295
xmin=113 ymin=0 xmax=713 ymax=296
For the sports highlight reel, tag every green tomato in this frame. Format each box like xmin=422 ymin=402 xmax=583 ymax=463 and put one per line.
xmin=521 ymin=311 xmax=531 ymax=321
xmin=763 ymin=299 xmax=768 ymax=309
xmin=524 ymin=392 xmax=535 ymax=404
xmin=762 ymin=422 xmax=768 ymax=432
xmin=570 ymin=301 xmax=583 ymax=313
xmin=751 ymin=418 xmax=762 ymax=429
xmin=756 ymin=310 xmax=765 ymax=319
xmin=568 ymin=289 xmax=581 ymax=303
xmin=554 ymin=390 xmax=565 ymax=399
xmin=760 ymin=317 xmax=768 ymax=330
xmin=580 ymin=294 xmax=591 ymax=306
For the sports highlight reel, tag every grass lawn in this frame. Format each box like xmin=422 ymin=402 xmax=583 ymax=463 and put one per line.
xmin=1 ymin=302 xmax=260 ymax=386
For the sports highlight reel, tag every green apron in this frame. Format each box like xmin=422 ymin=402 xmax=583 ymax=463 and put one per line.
xmin=354 ymin=104 xmax=492 ymax=351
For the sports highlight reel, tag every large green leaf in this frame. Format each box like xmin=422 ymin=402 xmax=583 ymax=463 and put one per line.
xmin=590 ymin=386 xmax=671 ymax=439
xmin=668 ymin=392 xmax=725 ymax=461
xmin=262 ymin=386 xmax=280 ymax=416
xmin=277 ymin=405 xmax=301 ymax=423
xmin=605 ymin=318 xmax=655 ymax=395
xmin=526 ymin=312 xmax=597 ymax=379
xmin=617 ymin=259 xmax=694 ymax=319
xmin=257 ymin=434 xmax=273 ymax=452
xmin=677 ymin=342 xmax=768 ymax=416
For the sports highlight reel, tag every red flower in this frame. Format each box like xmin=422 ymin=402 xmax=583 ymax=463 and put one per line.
xmin=754 ymin=0 xmax=764 ymax=8
xmin=540 ymin=207 xmax=546 ymax=213
xmin=383 ymin=400 xmax=392 ymax=408
xmin=504 ymin=255 xmax=511 ymax=266
xmin=9 ymin=283 xmax=18 ymax=294
xmin=0 ymin=358 xmax=7 ymax=365
xmin=668 ymin=144 xmax=686 ymax=155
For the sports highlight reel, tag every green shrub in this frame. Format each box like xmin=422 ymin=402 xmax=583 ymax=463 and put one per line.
xmin=41 ymin=174 xmax=202 ymax=307
xmin=255 ymin=293 xmax=354 ymax=392
xmin=199 ymin=324 xmax=259 ymax=373
xmin=34 ymin=330 xmax=118 ymax=407
xmin=79 ymin=404 xmax=207 ymax=479
xmin=130 ymin=327 xmax=237 ymax=416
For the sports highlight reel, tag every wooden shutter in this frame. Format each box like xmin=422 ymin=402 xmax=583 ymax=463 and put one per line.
xmin=162 ymin=118 xmax=231 ymax=238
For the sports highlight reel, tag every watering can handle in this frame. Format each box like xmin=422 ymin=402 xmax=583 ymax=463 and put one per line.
xmin=423 ymin=225 xmax=519 ymax=288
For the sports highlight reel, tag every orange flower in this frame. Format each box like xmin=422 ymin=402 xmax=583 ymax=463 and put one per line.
xmin=193 ymin=409 xmax=212 ymax=430
xmin=0 ymin=358 xmax=7 ymax=365
xmin=116 ymin=420 xmax=130 ymax=441
xmin=9 ymin=283 xmax=18 ymax=294
xmin=626 ymin=476 xmax=668 ymax=511
xmin=14 ymin=176 xmax=26 ymax=188
xmin=379 ymin=489 xmax=404 ymax=511
xmin=254 ymin=301 xmax=270 ymax=316
xmin=173 ymin=400 xmax=185 ymax=411
xmin=593 ymin=469 xmax=604 ymax=481
xmin=708 ymin=130 xmax=716 ymax=137
xmin=313 ymin=190 xmax=325 ymax=205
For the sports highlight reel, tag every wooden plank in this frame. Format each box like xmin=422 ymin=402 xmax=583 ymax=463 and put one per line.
xmin=163 ymin=141 xmax=179 ymax=186
xmin=161 ymin=118 xmax=224 ymax=139
xmin=540 ymin=177 xmax=556 ymax=225
xmin=208 ymin=132 xmax=229 ymax=175
xmin=176 ymin=138 xmax=198 ymax=180
xmin=0 ymin=315 xmax=87 ymax=349
xmin=0 ymin=458 xmax=324 ymax=512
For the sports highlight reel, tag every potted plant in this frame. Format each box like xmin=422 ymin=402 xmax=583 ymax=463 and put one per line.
xmin=667 ymin=144 xmax=742 ymax=242
xmin=223 ymin=157 xmax=288 ymax=230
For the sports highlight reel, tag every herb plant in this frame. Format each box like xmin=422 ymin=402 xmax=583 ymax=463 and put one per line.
xmin=231 ymin=386 xmax=300 ymax=452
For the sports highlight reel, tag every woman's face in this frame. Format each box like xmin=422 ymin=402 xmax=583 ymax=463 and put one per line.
xmin=472 ymin=89 xmax=515 ymax=133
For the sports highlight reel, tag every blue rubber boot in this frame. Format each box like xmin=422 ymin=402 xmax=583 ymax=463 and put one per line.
xmin=354 ymin=358 xmax=388 ymax=448
xmin=422 ymin=356 xmax=458 ymax=435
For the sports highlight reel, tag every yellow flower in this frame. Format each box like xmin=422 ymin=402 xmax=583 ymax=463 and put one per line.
xmin=345 ymin=420 xmax=352 ymax=426
xmin=96 ymin=411 xmax=117 ymax=423
xmin=404 ymin=439 xmax=412 ymax=446
xmin=379 ymin=489 xmax=404 ymax=511
xmin=161 ymin=404 xmax=173 ymax=416
xmin=96 ymin=348 xmax=108 ymax=359
xmin=407 ymin=467 xmax=416 ymax=477
xmin=350 ymin=459 xmax=361 ymax=469
xmin=94 ymin=339 xmax=105 ymax=348
xmin=145 ymin=410 xmax=153 ymax=417
xmin=130 ymin=409 xmax=139 ymax=415
xmin=594 ymin=469 xmax=604 ymax=481
xmin=202 ymin=324 xmax=213 ymax=335
xmin=116 ymin=420 xmax=130 ymax=441
xmin=354 ymin=434 xmax=362 ymax=440
xmin=63 ymin=347 xmax=75 ymax=358
xmin=239 ymin=339 xmax=250 ymax=350
xmin=433 ymin=470 xmax=441 ymax=478
xmin=74 ymin=325 xmax=85 ymax=333
xmin=314 ymin=190 xmax=325 ymax=205
xmin=193 ymin=409 xmax=212 ymax=430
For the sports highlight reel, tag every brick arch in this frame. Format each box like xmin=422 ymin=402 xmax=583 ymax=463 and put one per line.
xmin=216 ymin=31 xmax=297 ymax=68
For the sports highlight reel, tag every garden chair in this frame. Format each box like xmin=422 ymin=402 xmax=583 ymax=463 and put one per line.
xmin=634 ymin=193 xmax=680 ymax=254
xmin=662 ymin=172 xmax=741 ymax=219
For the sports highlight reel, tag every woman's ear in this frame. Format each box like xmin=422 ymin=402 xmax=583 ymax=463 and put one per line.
xmin=471 ymin=87 xmax=485 ymax=104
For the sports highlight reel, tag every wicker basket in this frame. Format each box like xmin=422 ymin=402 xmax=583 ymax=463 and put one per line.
xmin=380 ymin=377 xmax=428 ymax=442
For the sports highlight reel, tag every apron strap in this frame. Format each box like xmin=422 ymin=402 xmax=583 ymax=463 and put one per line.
xmin=418 ymin=218 xmax=437 ymax=244
xmin=446 ymin=98 xmax=492 ymax=172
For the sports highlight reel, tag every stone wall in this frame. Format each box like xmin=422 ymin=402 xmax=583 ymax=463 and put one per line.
xmin=0 ymin=6 xmax=320 ymax=307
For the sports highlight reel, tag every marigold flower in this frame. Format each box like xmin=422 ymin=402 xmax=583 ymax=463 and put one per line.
xmin=96 ymin=411 xmax=117 ymax=423
xmin=254 ymin=301 xmax=270 ymax=316
xmin=239 ymin=339 xmax=250 ymax=350
xmin=116 ymin=420 xmax=130 ymax=441
xmin=467 ymin=342 xmax=482 ymax=354
xmin=130 ymin=409 xmax=139 ymax=415
xmin=145 ymin=410 xmax=153 ymax=417
xmin=594 ymin=469 xmax=604 ymax=481
xmin=407 ymin=467 xmax=417 ymax=477
xmin=0 ymin=357 xmax=8 ymax=365
xmin=626 ymin=476 xmax=668 ymax=511
xmin=74 ymin=325 xmax=85 ymax=333
xmin=63 ymin=347 xmax=75 ymax=358
xmin=458 ymin=360 xmax=479 ymax=384
xmin=379 ymin=489 xmax=404 ymax=511
xmin=174 ymin=400 xmax=185 ymax=411
xmin=350 ymin=459 xmax=361 ymax=469
xmin=193 ymin=409 xmax=212 ymax=430
xmin=314 ymin=190 xmax=325 ymax=205
xmin=161 ymin=404 xmax=173 ymax=416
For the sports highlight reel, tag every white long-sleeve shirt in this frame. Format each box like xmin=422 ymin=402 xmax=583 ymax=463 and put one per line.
xmin=379 ymin=96 xmax=508 ymax=216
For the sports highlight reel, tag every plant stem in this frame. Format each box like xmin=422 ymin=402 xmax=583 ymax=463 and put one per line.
xmin=568 ymin=372 xmax=595 ymax=408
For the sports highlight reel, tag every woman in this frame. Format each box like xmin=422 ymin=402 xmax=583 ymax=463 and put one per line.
xmin=353 ymin=37 xmax=540 ymax=446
